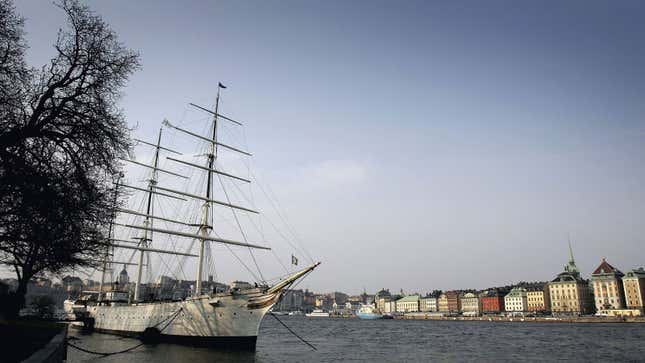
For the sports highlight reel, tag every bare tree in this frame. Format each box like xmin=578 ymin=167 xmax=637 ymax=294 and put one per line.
xmin=0 ymin=0 xmax=29 ymax=134
xmin=0 ymin=0 xmax=139 ymax=317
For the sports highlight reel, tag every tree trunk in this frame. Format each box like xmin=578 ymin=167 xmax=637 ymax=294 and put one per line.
xmin=5 ymin=273 xmax=30 ymax=319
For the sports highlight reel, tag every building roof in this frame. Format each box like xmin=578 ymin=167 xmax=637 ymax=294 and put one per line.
xmin=592 ymin=258 xmax=623 ymax=276
xmin=552 ymin=271 xmax=587 ymax=283
xmin=482 ymin=291 xmax=501 ymax=298
xmin=396 ymin=295 xmax=420 ymax=303
xmin=624 ymin=268 xmax=645 ymax=279
xmin=505 ymin=287 xmax=527 ymax=297
xmin=525 ymin=283 xmax=546 ymax=292
xmin=375 ymin=288 xmax=391 ymax=298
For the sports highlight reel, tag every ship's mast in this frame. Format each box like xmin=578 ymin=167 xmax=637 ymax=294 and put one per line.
xmin=195 ymin=87 xmax=221 ymax=296
xmin=99 ymin=175 xmax=122 ymax=303
xmin=134 ymin=128 xmax=162 ymax=302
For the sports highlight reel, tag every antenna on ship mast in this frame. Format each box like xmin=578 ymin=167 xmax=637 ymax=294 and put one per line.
xmin=195 ymin=82 xmax=225 ymax=296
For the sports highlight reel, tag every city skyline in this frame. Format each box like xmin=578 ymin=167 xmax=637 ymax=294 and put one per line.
xmin=10 ymin=0 xmax=645 ymax=294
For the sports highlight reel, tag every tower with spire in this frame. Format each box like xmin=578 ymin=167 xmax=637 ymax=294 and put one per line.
xmin=547 ymin=240 xmax=594 ymax=315
xmin=563 ymin=240 xmax=580 ymax=279
xmin=118 ymin=264 xmax=129 ymax=290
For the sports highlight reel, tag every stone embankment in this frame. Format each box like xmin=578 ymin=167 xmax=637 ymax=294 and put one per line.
xmin=395 ymin=313 xmax=645 ymax=323
xmin=1 ymin=320 xmax=68 ymax=362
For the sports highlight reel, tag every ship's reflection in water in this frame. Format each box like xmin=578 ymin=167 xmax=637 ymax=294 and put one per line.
xmin=68 ymin=316 xmax=645 ymax=362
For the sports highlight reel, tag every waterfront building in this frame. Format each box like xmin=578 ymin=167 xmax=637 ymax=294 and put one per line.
xmin=316 ymin=294 xmax=335 ymax=311
xmin=438 ymin=293 xmax=449 ymax=313
xmin=155 ymin=275 xmax=176 ymax=289
xmin=623 ymin=268 xmax=645 ymax=313
xmin=360 ymin=290 xmax=374 ymax=305
xmin=314 ymin=294 xmax=323 ymax=308
xmin=591 ymin=259 xmax=625 ymax=311
xmin=446 ymin=291 xmax=460 ymax=314
xmin=348 ymin=295 xmax=364 ymax=306
xmin=548 ymin=243 xmax=594 ymax=315
xmin=481 ymin=290 xmax=505 ymax=314
xmin=375 ymin=288 xmax=392 ymax=312
xmin=420 ymin=294 xmax=438 ymax=312
xmin=504 ymin=287 xmax=528 ymax=313
xmin=330 ymin=291 xmax=349 ymax=306
xmin=383 ymin=300 xmax=397 ymax=314
xmin=526 ymin=283 xmax=550 ymax=313
xmin=396 ymin=295 xmax=420 ymax=313
xmin=460 ymin=292 xmax=481 ymax=316
xmin=61 ymin=276 xmax=83 ymax=293
xmin=274 ymin=289 xmax=305 ymax=312
xmin=303 ymin=289 xmax=316 ymax=311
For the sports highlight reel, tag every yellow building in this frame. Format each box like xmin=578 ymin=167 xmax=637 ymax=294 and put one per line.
xmin=438 ymin=293 xmax=449 ymax=313
xmin=548 ymin=243 xmax=594 ymax=315
xmin=591 ymin=259 xmax=625 ymax=311
xmin=526 ymin=284 xmax=550 ymax=312
xmin=623 ymin=268 xmax=645 ymax=313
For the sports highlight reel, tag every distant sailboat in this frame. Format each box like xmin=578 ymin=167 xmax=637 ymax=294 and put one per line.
xmin=65 ymin=85 xmax=319 ymax=350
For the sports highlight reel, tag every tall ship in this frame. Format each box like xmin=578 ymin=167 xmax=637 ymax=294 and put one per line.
xmin=65 ymin=85 xmax=319 ymax=350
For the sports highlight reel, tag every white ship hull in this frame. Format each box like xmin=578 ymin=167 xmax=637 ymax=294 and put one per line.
xmin=68 ymin=264 xmax=320 ymax=350
xmin=75 ymin=288 xmax=280 ymax=349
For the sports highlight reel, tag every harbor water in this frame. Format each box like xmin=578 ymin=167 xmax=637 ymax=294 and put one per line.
xmin=67 ymin=316 xmax=645 ymax=362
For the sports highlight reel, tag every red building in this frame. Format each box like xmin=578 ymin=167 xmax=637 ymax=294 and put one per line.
xmin=446 ymin=291 xmax=460 ymax=313
xmin=481 ymin=291 xmax=505 ymax=313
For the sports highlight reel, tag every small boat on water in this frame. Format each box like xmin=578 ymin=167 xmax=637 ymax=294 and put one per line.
xmin=270 ymin=311 xmax=289 ymax=316
xmin=355 ymin=304 xmax=384 ymax=320
xmin=306 ymin=309 xmax=330 ymax=317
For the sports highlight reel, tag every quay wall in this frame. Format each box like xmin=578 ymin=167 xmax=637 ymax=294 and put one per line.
xmin=22 ymin=324 xmax=68 ymax=363
xmin=394 ymin=313 xmax=645 ymax=323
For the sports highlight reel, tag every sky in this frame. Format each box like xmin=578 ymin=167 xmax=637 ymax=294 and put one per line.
xmin=11 ymin=0 xmax=645 ymax=295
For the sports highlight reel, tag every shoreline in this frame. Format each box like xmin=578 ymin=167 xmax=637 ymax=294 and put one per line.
xmin=393 ymin=314 xmax=645 ymax=323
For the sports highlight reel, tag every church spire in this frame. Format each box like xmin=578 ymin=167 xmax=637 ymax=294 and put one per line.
xmin=564 ymin=237 xmax=580 ymax=278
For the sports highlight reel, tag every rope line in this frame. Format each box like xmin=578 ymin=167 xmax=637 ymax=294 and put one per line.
xmin=152 ymin=307 xmax=184 ymax=331
xmin=67 ymin=340 xmax=145 ymax=356
xmin=270 ymin=312 xmax=317 ymax=351
xmin=216 ymin=171 xmax=265 ymax=282
xmin=67 ymin=307 xmax=183 ymax=356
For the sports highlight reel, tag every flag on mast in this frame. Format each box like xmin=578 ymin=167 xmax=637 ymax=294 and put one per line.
xmin=291 ymin=254 xmax=298 ymax=266
xmin=218 ymin=82 xmax=227 ymax=89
